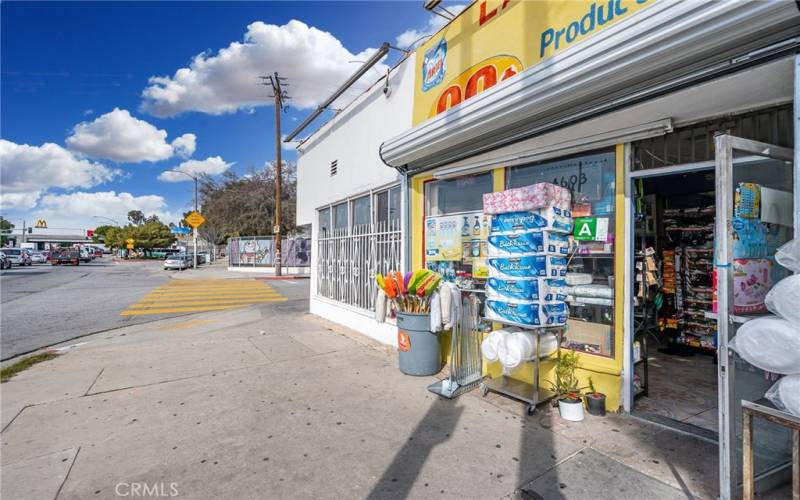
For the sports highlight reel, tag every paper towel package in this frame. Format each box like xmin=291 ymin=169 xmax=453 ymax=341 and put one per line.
xmin=487 ymin=231 xmax=570 ymax=257
xmin=490 ymin=209 xmax=572 ymax=234
xmin=488 ymin=256 xmax=568 ymax=279
xmin=482 ymin=183 xmax=571 ymax=215
xmin=487 ymin=277 xmax=568 ymax=302
xmin=485 ymin=299 xmax=568 ymax=326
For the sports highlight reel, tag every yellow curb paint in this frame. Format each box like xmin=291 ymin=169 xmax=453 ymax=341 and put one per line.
xmin=160 ymin=319 xmax=217 ymax=331
xmin=141 ymin=292 xmax=284 ymax=299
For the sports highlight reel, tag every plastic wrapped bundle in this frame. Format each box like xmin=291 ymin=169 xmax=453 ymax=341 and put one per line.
xmin=499 ymin=331 xmax=559 ymax=369
xmin=765 ymin=275 xmax=800 ymax=325
xmin=485 ymin=299 xmax=568 ymax=326
xmin=482 ymin=183 xmax=571 ymax=215
xmin=776 ymin=238 xmax=800 ymax=273
xmin=487 ymin=231 xmax=570 ymax=257
xmin=487 ymin=277 xmax=568 ymax=302
xmin=729 ymin=316 xmax=800 ymax=374
xmin=490 ymin=208 xmax=572 ymax=234
xmin=488 ymin=255 xmax=568 ymax=279
xmin=481 ymin=328 xmax=518 ymax=362
xmin=765 ymin=374 xmax=800 ymax=417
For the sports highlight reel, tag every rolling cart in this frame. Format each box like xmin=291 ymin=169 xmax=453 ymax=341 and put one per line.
xmin=480 ymin=318 xmax=564 ymax=415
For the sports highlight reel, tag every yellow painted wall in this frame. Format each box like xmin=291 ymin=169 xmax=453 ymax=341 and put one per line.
xmin=411 ymin=146 xmax=627 ymax=411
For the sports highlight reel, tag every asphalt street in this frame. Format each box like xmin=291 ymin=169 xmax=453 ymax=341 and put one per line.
xmin=0 ymin=258 xmax=309 ymax=360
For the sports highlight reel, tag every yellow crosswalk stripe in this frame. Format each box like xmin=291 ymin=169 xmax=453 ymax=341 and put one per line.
xmin=130 ymin=298 xmax=287 ymax=308
xmin=121 ymin=278 xmax=286 ymax=316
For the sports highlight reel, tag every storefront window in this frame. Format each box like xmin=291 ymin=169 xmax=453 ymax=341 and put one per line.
xmin=375 ymin=186 xmax=401 ymax=227
xmin=509 ymin=150 xmax=617 ymax=358
xmin=351 ymin=195 xmax=370 ymax=228
xmin=389 ymin=186 xmax=400 ymax=224
xmin=318 ymin=207 xmax=331 ymax=236
xmin=332 ymin=202 xmax=348 ymax=231
xmin=425 ymin=173 xmax=493 ymax=216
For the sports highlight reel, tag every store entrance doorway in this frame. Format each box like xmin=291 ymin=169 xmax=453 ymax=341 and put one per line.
xmin=628 ymin=164 xmax=720 ymax=437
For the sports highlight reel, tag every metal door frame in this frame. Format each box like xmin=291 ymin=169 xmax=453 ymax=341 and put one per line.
xmin=715 ymin=134 xmax=794 ymax=500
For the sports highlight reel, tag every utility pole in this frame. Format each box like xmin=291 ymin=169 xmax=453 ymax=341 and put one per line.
xmin=261 ymin=73 xmax=290 ymax=276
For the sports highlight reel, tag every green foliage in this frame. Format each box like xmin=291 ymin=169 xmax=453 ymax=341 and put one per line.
xmin=96 ymin=215 xmax=175 ymax=255
xmin=588 ymin=377 xmax=596 ymax=395
xmin=0 ymin=216 xmax=14 ymax=245
xmin=1 ymin=352 xmax=58 ymax=383
xmin=92 ymin=225 xmax=114 ymax=243
xmin=127 ymin=210 xmax=145 ymax=225
xmin=550 ymin=350 xmax=584 ymax=400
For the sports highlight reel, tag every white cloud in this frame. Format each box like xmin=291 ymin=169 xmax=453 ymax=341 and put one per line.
xmin=0 ymin=139 xmax=117 ymax=209
xmin=140 ymin=20 xmax=389 ymax=117
xmin=66 ymin=108 xmax=196 ymax=163
xmin=158 ymin=156 xmax=234 ymax=182
xmin=171 ymin=133 xmax=196 ymax=158
xmin=35 ymin=191 xmax=180 ymax=228
xmin=396 ymin=4 xmax=468 ymax=50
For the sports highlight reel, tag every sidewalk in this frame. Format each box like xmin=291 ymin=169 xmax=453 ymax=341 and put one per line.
xmin=168 ymin=259 xmax=309 ymax=281
xmin=1 ymin=304 xmax=719 ymax=499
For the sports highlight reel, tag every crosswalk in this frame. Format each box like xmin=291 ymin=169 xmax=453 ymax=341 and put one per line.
xmin=120 ymin=279 xmax=286 ymax=316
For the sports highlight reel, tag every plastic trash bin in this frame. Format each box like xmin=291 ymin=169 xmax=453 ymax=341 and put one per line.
xmin=396 ymin=312 xmax=441 ymax=376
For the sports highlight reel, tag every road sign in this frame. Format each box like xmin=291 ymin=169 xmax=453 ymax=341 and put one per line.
xmin=170 ymin=226 xmax=191 ymax=235
xmin=126 ymin=238 xmax=135 ymax=245
xmin=126 ymin=243 xmax=134 ymax=250
xmin=273 ymin=224 xmax=281 ymax=234
xmin=185 ymin=211 xmax=205 ymax=228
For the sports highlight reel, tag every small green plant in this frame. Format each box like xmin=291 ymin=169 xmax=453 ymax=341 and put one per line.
xmin=1 ymin=352 xmax=59 ymax=383
xmin=588 ymin=377 xmax=596 ymax=394
xmin=550 ymin=350 xmax=585 ymax=401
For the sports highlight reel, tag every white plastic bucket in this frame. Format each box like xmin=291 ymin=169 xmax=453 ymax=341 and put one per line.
xmin=558 ymin=399 xmax=585 ymax=421
xmin=500 ymin=331 xmax=558 ymax=369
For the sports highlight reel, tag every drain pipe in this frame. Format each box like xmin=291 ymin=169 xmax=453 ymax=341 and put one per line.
xmin=284 ymin=42 xmax=390 ymax=143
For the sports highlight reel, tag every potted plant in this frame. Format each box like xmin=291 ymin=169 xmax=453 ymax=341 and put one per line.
xmin=584 ymin=377 xmax=607 ymax=416
xmin=550 ymin=350 xmax=585 ymax=422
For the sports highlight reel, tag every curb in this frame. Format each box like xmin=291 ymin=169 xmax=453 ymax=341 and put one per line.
xmin=253 ymin=275 xmax=310 ymax=280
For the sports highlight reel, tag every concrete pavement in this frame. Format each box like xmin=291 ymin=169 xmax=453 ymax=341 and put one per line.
xmin=1 ymin=298 xmax=719 ymax=499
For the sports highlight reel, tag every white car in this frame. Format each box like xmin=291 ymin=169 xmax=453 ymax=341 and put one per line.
xmin=164 ymin=254 xmax=191 ymax=270
xmin=30 ymin=252 xmax=46 ymax=264
xmin=3 ymin=248 xmax=31 ymax=266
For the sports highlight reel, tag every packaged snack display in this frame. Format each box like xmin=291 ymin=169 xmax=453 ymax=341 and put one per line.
xmin=488 ymin=255 xmax=568 ymax=279
xmin=487 ymin=231 xmax=570 ymax=257
xmin=486 ymin=277 xmax=568 ymax=302
xmin=482 ymin=183 xmax=571 ymax=214
xmin=490 ymin=208 xmax=572 ymax=234
xmin=485 ymin=299 xmax=568 ymax=326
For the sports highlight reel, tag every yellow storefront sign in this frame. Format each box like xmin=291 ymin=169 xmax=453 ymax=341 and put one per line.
xmin=413 ymin=0 xmax=655 ymax=125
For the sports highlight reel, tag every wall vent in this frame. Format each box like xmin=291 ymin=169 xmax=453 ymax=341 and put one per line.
xmin=330 ymin=160 xmax=338 ymax=176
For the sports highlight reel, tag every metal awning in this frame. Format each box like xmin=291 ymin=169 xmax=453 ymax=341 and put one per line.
xmin=380 ymin=0 xmax=800 ymax=174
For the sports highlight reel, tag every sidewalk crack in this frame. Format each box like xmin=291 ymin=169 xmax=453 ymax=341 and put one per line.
xmin=54 ymin=446 xmax=81 ymax=500
xmin=84 ymin=367 xmax=105 ymax=396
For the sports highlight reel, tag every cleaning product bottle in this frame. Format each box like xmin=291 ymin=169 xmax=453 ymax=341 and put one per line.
xmin=462 ymin=216 xmax=470 ymax=237
xmin=472 ymin=215 xmax=481 ymax=236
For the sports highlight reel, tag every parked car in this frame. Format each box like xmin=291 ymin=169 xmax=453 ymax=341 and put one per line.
xmin=30 ymin=251 xmax=46 ymax=264
xmin=3 ymin=248 xmax=32 ymax=266
xmin=92 ymin=247 xmax=103 ymax=258
xmin=51 ymin=249 xmax=80 ymax=265
xmin=164 ymin=254 xmax=191 ymax=271
xmin=197 ymin=252 xmax=211 ymax=264
xmin=78 ymin=248 xmax=92 ymax=263
xmin=0 ymin=251 xmax=11 ymax=270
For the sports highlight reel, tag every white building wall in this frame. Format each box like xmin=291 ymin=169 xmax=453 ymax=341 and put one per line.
xmin=295 ymin=54 xmax=414 ymax=347
xmin=296 ymin=53 xmax=414 ymax=225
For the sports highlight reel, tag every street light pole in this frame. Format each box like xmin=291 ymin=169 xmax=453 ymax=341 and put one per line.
xmin=164 ymin=169 xmax=199 ymax=270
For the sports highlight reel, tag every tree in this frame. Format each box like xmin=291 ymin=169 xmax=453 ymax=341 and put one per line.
xmin=92 ymin=225 xmax=115 ymax=244
xmin=0 ymin=216 xmax=15 ymax=246
xmin=127 ymin=210 xmax=145 ymax=225
xmin=196 ymin=161 xmax=298 ymax=241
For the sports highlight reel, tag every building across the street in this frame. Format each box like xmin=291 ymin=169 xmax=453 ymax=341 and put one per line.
xmin=295 ymin=2 xmax=800 ymax=498
xmin=6 ymin=227 xmax=94 ymax=250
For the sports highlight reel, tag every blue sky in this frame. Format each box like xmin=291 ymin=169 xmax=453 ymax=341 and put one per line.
xmin=1 ymin=1 xmax=458 ymax=230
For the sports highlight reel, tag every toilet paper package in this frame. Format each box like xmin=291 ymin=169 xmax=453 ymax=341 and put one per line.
xmin=487 ymin=277 xmax=568 ymax=302
xmin=487 ymin=231 xmax=570 ymax=257
xmin=488 ymin=256 xmax=568 ymax=279
xmin=490 ymin=208 xmax=573 ymax=234
xmin=485 ymin=299 xmax=569 ymax=326
xmin=482 ymin=183 xmax=571 ymax=215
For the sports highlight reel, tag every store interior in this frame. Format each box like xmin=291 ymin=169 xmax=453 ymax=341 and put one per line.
xmin=631 ymin=169 xmax=720 ymax=433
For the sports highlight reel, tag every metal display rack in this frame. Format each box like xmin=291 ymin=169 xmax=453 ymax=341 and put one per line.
xmin=480 ymin=318 xmax=564 ymax=415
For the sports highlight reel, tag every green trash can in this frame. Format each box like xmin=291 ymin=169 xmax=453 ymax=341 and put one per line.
xmin=396 ymin=312 xmax=441 ymax=376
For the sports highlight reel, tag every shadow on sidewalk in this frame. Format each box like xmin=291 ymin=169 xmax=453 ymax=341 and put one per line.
xmin=366 ymin=399 xmax=464 ymax=500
